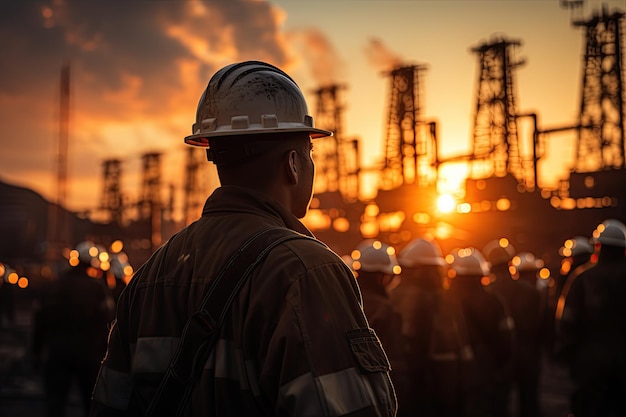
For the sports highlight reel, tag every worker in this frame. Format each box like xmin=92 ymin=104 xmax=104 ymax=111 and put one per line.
xmin=0 ymin=262 xmax=16 ymax=328
xmin=349 ymin=239 xmax=402 ymax=349
xmin=391 ymin=237 xmax=448 ymax=417
xmin=483 ymin=237 xmax=516 ymax=289
xmin=106 ymin=247 xmax=133 ymax=304
xmin=90 ymin=61 xmax=397 ymax=417
xmin=546 ymin=237 xmax=593 ymax=357
xmin=349 ymin=239 xmax=404 ymax=375
xmin=555 ymin=218 xmax=626 ymax=417
xmin=555 ymin=236 xmax=593 ymax=300
xmin=446 ymin=247 xmax=514 ymax=417
xmin=33 ymin=240 xmax=114 ymax=417
xmin=482 ymin=238 xmax=518 ymax=417
xmin=508 ymin=251 xmax=549 ymax=417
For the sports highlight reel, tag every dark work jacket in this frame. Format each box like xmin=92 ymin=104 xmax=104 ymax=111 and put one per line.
xmin=90 ymin=186 xmax=397 ymax=417
xmin=556 ymin=253 xmax=626 ymax=382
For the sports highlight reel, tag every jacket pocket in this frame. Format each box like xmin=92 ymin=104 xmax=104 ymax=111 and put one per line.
xmin=346 ymin=327 xmax=392 ymax=373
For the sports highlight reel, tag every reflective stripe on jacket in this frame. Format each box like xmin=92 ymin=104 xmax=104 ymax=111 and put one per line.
xmin=90 ymin=185 xmax=397 ymax=417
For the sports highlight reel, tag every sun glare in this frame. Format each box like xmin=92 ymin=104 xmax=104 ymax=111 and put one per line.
xmin=437 ymin=194 xmax=456 ymax=213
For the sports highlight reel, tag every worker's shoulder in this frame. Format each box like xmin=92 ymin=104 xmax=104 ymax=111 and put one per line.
xmin=270 ymin=230 xmax=346 ymax=269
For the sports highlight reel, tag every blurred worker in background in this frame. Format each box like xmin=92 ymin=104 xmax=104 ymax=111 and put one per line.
xmin=105 ymin=243 xmax=133 ymax=305
xmin=0 ymin=262 xmax=16 ymax=328
xmin=482 ymin=238 xmax=517 ymax=417
xmin=547 ymin=237 xmax=593 ymax=357
xmin=349 ymin=239 xmax=405 ymax=395
xmin=446 ymin=247 xmax=514 ymax=417
xmin=90 ymin=61 xmax=397 ymax=417
xmin=33 ymin=241 xmax=114 ymax=417
xmin=508 ymin=251 xmax=549 ymax=417
xmin=349 ymin=239 xmax=403 ymax=355
xmin=555 ymin=218 xmax=626 ymax=417
xmin=391 ymin=237 xmax=447 ymax=417
xmin=483 ymin=238 xmax=516 ymax=291
xmin=555 ymin=236 xmax=593 ymax=302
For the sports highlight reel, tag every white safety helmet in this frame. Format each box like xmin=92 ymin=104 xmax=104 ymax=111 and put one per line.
xmin=74 ymin=241 xmax=99 ymax=265
xmin=397 ymin=238 xmax=446 ymax=268
xmin=448 ymin=247 xmax=490 ymax=277
xmin=592 ymin=219 xmax=626 ymax=248
xmin=511 ymin=252 xmax=544 ymax=272
xmin=70 ymin=241 xmax=109 ymax=269
xmin=351 ymin=240 xmax=401 ymax=275
xmin=184 ymin=61 xmax=331 ymax=148
xmin=109 ymin=251 xmax=133 ymax=280
xmin=482 ymin=238 xmax=516 ymax=267
xmin=559 ymin=236 xmax=593 ymax=258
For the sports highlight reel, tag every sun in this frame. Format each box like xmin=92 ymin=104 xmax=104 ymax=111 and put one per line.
xmin=436 ymin=193 xmax=456 ymax=213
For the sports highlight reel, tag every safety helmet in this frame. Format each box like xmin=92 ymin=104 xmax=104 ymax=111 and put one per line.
xmin=511 ymin=252 xmax=544 ymax=272
xmin=70 ymin=241 xmax=109 ymax=269
xmin=448 ymin=247 xmax=490 ymax=276
xmin=592 ymin=218 xmax=626 ymax=248
xmin=73 ymin=241 xmax=98 ymax=265
xmin=351 ymin=240 xmax=401 ymax=275
xmin=184 ymin=61 xmax=331 ymax=147
xmin=559 ymin=236 xmax=593 ymax=258
xmin=109 ymin=251 xmax=133 ymax=281
xmin=482 ymin=238 xmax=516 ymax=267
xmin=397 ymin=238 xmax=446 ymax=268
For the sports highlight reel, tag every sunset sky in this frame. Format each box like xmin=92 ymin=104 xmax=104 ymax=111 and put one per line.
xmin=0 ymin=0 xmax=624 ymax=219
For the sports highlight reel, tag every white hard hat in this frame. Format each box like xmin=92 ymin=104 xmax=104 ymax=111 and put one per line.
xmin=482 ymin=238 xmax=516 ymax=266
xmin=593 ymin=219 xmax=626 ymax=248
xmin=74 ymin=241 xmax=99 ymax=265
xmin=397 ymin=238 xmax=446 ymax=267
xmin=511 ymin=252 xmax=544 ymax=272
xmin=184 ymin=61 xmax=331 ymax=147
xmin=72 ymin=241 xmax=108 ymax=269
xmin=559 ymin=236 xmax=593 ymax=258
xmin=351 ymin=239 xmax=401 ymax=275
xmin=110 ymin=251 xmax=133 ymax=280
xmin=448 ymin=247 xmax=490 ymax=276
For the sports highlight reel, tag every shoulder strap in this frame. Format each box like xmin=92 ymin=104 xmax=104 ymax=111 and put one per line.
xmin=146 ymin=227 xmax=318 ymax=417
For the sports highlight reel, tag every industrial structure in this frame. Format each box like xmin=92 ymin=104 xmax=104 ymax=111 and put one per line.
xmin=310 ymin=84 xmax=361 ymax=202
xmin=381 ymin=64 xmax=438 ymax=190
xmin=45 ymin=62 xmax=71 ymax=264
xmin=307 ymin=4 xmax=626 ymax=262
xmin=469 ymin=37 xmax=525 ymax=183
xmin=4 ymin=3 xmax=624 ymax=280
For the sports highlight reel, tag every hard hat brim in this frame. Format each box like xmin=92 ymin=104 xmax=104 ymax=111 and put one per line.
xmin=184 ymin=125 xmax=333 ymax=147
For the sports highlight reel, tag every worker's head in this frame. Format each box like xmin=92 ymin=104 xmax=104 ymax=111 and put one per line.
xmin=350 ymin=239 xmax=402 ymax=291
xmin=184 ymin=61 xmax=332 ymax=218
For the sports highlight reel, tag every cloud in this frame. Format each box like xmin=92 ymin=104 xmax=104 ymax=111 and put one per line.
xmin=0 ymin=0 xmax=298 ymax=213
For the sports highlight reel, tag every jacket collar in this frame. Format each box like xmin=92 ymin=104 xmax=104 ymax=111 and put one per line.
xmin=202 ymin=185 xmax=314 ymax=238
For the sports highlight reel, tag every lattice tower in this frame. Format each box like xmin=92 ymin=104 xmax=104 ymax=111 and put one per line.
xmin=138 ymin=152 xmax=162 ymax=221
xmin=183 ymin=147 xmax=204 ymax=225
xmin=100 ymin=159 xmax=124 ymax=224
xmin=470 ymin=37 xmax=525 ymax=181
xmin=312 ymin=85 xmax=360 ymax=200
xmin=381 ymin=64 xmax=435 ymax=189
xmin=46 ymin=63 xmax=72 ymax=264
xmin=574 ymin=8 xmax=625 ymax=171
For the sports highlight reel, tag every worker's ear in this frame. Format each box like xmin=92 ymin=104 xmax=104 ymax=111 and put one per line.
xmin=286 ymin=150 xmax=298 ymax=184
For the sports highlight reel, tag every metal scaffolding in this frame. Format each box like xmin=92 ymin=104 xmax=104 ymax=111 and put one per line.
xmin=575 ymin=7 xmax=625 ymax=171
xmin=381 ymin=64 xmax=437 ymax=190
xmin=470 ymin=37 xmax=525 ymax=182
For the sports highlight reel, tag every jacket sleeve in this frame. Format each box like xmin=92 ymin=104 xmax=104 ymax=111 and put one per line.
xmin=252 ymin=256 xmax=397 ymax=417
xmin=89 ymin=271 xmax=139 ymax=417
